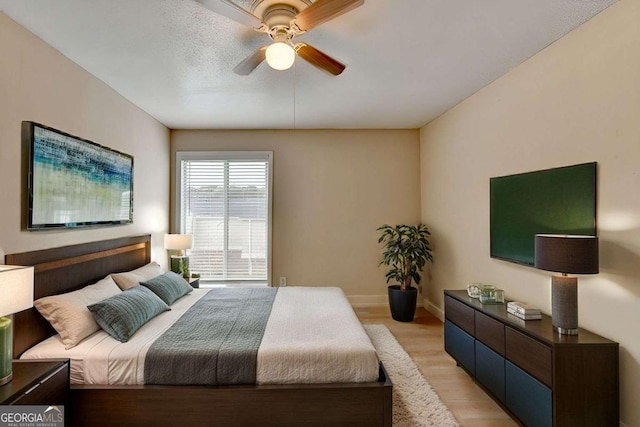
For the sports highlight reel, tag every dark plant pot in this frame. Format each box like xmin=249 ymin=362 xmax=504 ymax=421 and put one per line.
xmin=388 ymin=285 xmax=417 ymax=322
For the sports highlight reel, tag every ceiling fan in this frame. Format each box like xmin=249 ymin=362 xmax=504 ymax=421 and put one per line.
xmin=197 ymin=0 xmax=364 ymax=76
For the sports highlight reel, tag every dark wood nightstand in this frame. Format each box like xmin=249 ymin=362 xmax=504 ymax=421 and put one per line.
xmin=0 ymin=359 xmax=69 ymax=406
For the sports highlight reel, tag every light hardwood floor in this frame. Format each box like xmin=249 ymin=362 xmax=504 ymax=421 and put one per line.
xmin=356 ymin=305 xmax=518 ymax=427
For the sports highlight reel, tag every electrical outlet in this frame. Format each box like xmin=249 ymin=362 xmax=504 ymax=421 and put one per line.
xmin=279 ymin=277 xmax=287 ymax=287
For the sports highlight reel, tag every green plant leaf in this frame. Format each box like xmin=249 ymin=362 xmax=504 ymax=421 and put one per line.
xmin=377 ymin=223 xmax=434 ymax=291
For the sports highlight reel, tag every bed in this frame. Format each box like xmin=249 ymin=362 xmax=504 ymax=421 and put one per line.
xmin=7 ymin=235 xmax=392 ymax=427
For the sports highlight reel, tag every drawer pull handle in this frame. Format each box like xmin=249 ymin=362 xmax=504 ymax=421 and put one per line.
xmin=24 ymin=383 xmax=40 ymax=395
xmin=40 ymin=365 xmax=67 ymax=384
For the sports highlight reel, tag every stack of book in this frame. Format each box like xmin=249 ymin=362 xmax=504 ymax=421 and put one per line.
xmin=507 ymin=302 xmax=542 ymax=320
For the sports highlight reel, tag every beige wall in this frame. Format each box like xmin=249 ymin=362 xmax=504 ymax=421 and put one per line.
xmin=172 ymin=129 xmax=421 ymax=300
xmin=0 ymin=14 xmax=170 ymax=264
xmin=419 ymin=1 xmax=639 ymax=424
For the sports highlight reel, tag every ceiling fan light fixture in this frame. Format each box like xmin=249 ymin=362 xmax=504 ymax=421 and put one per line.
xmin=265 ymin=42 xmax=296 ymax=70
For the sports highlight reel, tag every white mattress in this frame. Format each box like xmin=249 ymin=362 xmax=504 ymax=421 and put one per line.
xmin=22 ymin=287 xmax=379 ymax=385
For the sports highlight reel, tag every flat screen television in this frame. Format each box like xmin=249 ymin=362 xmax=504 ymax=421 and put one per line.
xmin=490 ymin=162 xmax=597 ymax=266
xmin=23 ymin=121 xmax=133 ymax=230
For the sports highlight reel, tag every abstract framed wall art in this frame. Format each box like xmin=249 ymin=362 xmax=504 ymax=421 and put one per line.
xmin=22 ymin=121 xmax=133 ymax=230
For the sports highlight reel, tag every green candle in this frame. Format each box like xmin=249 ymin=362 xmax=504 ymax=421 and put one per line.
xmin=0 ymin=316 xmax=12 ymax=382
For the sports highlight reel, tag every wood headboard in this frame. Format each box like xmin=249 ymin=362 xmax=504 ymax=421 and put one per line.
xmin=5 ymin=234 xmax=151 ymax=357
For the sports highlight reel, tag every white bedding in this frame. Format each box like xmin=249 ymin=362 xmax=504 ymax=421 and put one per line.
xmin=22 ymin=287 xmax=379 ymax=385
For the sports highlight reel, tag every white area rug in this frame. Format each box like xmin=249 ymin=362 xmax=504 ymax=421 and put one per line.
xmin=365 ymin=325 xmax=460 ymax=427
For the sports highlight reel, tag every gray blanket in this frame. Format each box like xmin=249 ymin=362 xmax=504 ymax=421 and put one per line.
xmin=144 ymin=287 xmax=277 ymax=385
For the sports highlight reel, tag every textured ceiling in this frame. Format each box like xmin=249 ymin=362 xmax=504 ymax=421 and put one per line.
xmin=0 ymin=0 xmax=617 ymax=129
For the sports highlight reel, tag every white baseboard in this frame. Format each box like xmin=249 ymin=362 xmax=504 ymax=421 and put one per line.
xmin=423 ymin=299 xmax=444 ymax=322
xmin=348 ymin=294 xmax=424 ymax=308
xmin=347 ymin=294 xmax=388 ymax=307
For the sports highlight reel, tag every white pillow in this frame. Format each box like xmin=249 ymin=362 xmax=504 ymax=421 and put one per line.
xmin=34 ymin=276 xmax=122 ymax=349
xmin=110 ymin=261 xmax=164 ymax=290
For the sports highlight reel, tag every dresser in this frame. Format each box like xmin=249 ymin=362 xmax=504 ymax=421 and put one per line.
xmin=444 ymin=290 xmax=618 ymax=427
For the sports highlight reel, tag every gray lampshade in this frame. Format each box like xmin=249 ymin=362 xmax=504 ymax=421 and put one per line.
xmin=534 ymin=234 xmax=599 ymax=274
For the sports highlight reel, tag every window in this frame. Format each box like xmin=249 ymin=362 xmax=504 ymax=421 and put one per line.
xmin=176 ymin=152 xmax=272 ymax=284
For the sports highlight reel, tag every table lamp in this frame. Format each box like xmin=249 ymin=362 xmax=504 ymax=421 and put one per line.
xmin=0 ymin=265 xmax=34 ymax=385
xmin=534 ymin=234 xmax=599 ymax=335
xmin=164 ymin=234 xmax=193 ymax=279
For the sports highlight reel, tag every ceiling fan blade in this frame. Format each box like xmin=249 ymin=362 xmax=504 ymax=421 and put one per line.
xmin=293 ymin=0 xmax=364 ymax=31
xmin=197 ymin=0 xmax=263 ymax=28
xmin=233 ymin=46 xmax=267 ymax=75
xmin=296 ymin=43 xmax=346 ymax=76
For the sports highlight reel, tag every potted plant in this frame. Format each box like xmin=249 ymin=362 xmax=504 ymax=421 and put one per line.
xmin=377 ymin=224 xmax=434 ymax=322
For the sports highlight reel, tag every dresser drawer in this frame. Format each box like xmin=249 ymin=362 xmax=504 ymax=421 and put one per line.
xmin=475 ymin=311 xmax=505 ymax=356
xmin=505 ymin=327 xmax=552 ymax=387
xmin=445 ymin=320 xmax=476 ymax=376
xmin=445 ymin=296 xmax=475 ymax=336
xmin=476 ymin=341 xmax=505 ymax=404
xmin=506 ymin=360 xmax=552 ymax=427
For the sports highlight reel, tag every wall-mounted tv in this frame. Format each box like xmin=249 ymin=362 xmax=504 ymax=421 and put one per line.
xmin=490 ymin=162 xmax=597 ymax=266
xmin=23 ymin=121 xmax=133 ymax=230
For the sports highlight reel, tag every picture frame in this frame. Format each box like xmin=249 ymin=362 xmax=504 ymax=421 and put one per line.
xmin=22 ymin=121 xmax=134 ymax=230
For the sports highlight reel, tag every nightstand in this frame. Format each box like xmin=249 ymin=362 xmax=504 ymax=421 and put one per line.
xmin=0 ymin=359 xmax=69 ymax=405
xmin=188 ymin=277 xmax=200 ymax=288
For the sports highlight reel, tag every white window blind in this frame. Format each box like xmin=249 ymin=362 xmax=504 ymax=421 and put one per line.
xmin=177 ymin=152 xmax=272 ymax=283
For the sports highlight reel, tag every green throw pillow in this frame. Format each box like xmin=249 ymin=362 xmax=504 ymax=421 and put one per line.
xmin=88 ymin=286 xmax=170 ymax=342
xmin=141 ymin=271 xmax=193 ymax=306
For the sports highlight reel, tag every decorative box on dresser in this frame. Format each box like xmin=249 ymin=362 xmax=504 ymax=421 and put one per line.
xmin=444 ymin=290 xmax=619 ymax=427
xmin=0 ymin=359 xmax=69 ymax=406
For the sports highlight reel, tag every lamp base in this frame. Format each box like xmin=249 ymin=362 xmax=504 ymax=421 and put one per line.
xmin=553 ymin=326 xmax=579 ymax=335
xmin=170 ymin=256 xmax=190 ymax=279
xmin=0 ymin=315 xmax=13 ymax=385
xmin=0 ymin=372 xmax=12 ymax=386
xmin=551 ymin=275 xmax=579 ymax=335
